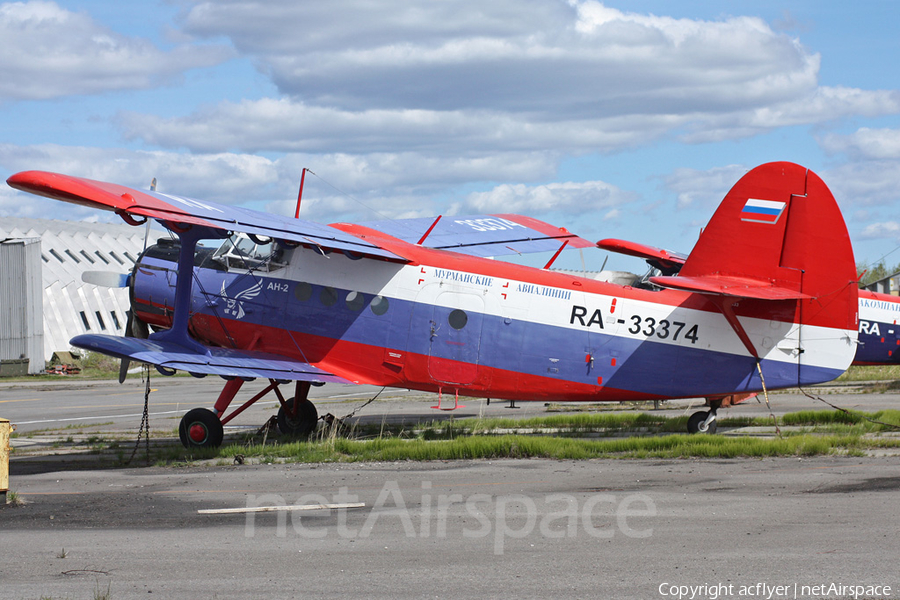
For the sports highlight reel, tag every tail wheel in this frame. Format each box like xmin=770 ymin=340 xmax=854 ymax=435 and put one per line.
xmin=277 ymin=397 xmax=318 ymax=436
xmin=179 ymin=408 xmax=224 ymax=448
xmin=687 ymin=410 xmax=717 ymax=434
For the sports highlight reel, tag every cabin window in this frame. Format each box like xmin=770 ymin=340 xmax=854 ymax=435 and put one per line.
xmin=345 ymin=291 xmax=365 ymax=311
xmin=448 ymin=309 xmax=468 ymax=330
xmin=212 ymin=234 xmax=290 ymax=272
xmin=320 ymin=287 xmax=338 ymax=306
xmin=294 ymin=282 xmax=312 ymax=301
xmin=370 ymin=296 xmax=389 ymax=316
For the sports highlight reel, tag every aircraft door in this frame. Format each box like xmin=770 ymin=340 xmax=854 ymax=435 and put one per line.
xmin=428 ymin=291 xmax=485 ymax=385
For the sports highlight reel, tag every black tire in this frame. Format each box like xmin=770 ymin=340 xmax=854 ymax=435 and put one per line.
xmin=277 ymin=397 xmax=318 ymax=436
xmin=687 ymin=411 xmax=717 ymax=434
xmin=179 ymin=408 xmax=224 ymax=448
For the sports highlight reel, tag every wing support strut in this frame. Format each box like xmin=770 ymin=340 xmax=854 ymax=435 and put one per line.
xmin=417 ymin=215 xmax=442 ymax=245
xmin=214 ymin=378 xmax=293 ymax=426
xmin=709 ymin=297 xmax=759 ymax=359
xmin=543 ymin=240 xmax=569 ymax=270
xmin=294 ymin=168 xmax=308 ymax=219
xmin=148 ymin=224 xmax=209 ymax=356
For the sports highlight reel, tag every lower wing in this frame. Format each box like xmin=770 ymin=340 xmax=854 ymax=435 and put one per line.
xmin=72 ymin=334 xmax=353 ymax=384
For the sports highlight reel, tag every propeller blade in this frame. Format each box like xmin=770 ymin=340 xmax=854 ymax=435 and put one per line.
xmin=118 ymin=311 xmax=137 ymax=383
xmin=82 ymin=271 xmax=129 ymax=287
xmin=130 ymin=312 xmax=150 ymax=339
xmin=118 ymin=357 xmax=131 ymax=384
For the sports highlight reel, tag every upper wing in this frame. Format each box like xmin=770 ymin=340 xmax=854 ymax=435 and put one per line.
xmin=349 ymin=214 xmax=595 ymax=257
xmin=6 ymin=171 xmax=407 ymax=262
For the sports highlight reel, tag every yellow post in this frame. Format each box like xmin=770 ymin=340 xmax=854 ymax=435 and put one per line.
xmin=0 ymin=418 xmax=10 ymax=504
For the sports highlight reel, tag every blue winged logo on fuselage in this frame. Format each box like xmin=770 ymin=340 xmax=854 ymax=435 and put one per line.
xmin=222 ymin=279 xmax=262 ymax=320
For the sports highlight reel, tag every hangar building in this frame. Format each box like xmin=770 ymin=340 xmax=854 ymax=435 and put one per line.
xmin=0 ymin=217 xmax=147 ymax=374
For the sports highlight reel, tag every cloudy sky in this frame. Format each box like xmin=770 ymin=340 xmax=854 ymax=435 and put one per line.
xmin=2 ymin=0 xmax=898 ymax=272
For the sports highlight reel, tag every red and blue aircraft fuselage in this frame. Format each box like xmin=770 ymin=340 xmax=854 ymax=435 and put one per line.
xmin=132 ymin=233 xmax=851 ymax=403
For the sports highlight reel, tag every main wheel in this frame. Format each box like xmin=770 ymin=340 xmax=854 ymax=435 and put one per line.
xmin=277 ymin=397 xmax=318 ymax=436
xmin=687 ymin=410 xmax=717 ymax=434
xmin=179 ymin=408 xmax=224 ymax=448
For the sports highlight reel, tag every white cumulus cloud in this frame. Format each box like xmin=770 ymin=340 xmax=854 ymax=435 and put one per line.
xmin=464 ymin=180 xmax=634 ymax=215
xmin=663 ymin=164 xmax=748 ymax=210
xmin=820 ymin=127 xmax=900 ymax=160
xmin=860 ymin=221 xmax=900 ymax=241
xmin=0 ymin=0 xmax=231 ymax=101
xmin=109 ymin=0 xmax=899 ymax=158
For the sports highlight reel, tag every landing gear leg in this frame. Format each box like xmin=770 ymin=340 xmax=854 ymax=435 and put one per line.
xmin=177 ymin=378 xmax=319 ymax=447
xmin=687 ymin=399 xmax=722 ymax=434
xmin=277 ymin=381 xmax=319 ymax=437
xmin=687 ymin=410 xmax=717 ymax=434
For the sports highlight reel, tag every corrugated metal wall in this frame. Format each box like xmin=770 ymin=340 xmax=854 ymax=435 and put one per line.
xmin=0 ymin=218 xmax=149 ymax=367
xmin=0 ymin=238 xmax=44 ymax=374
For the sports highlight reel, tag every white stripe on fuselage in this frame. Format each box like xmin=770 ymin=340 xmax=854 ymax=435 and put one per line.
xmin=245 ymin=246 xmax=856 ymax=372
xmin=859 ymin=296 xmax=900 ymax=325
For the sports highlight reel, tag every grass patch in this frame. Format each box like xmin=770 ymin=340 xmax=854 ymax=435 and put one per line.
xmin=94 ymin=580 xmax=112 ymax=600
xmin=836 ymin=364 xmax=900 ymax=382
xmin=141 ymin=409 xmax=900 ymax=465
xmin=62 ymin=421 xmax=116 ymax=430
xmin=354 ymin=411 xmax=681 ymax=438
xmin=735 ymin=409 xmax=900 ymax=433
xmin=199 ymin=433 xmax=894 ymax=462
xmin=19 ymin=408 xmax=896 ymax=466
xmin=353 ymin=409 xmax=900 ymax=438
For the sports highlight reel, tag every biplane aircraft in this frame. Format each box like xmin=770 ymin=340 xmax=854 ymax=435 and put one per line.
xmin=6 ymin=162 xmax=859 ymax=445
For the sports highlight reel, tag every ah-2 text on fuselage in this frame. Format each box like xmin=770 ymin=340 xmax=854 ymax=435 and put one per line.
xmin=6 ymin=162 xmax=859 ymax=445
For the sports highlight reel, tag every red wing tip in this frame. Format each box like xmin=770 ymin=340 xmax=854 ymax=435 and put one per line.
xmin=6 ymin=170 xmax=47 ymax=188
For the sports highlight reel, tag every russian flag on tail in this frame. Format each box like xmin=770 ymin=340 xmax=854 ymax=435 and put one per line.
xmin=740 ymin=198 xmax=786 ymax=224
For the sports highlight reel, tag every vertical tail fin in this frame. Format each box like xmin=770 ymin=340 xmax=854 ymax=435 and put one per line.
xmin=650 ymin=162 xmax=858 ymax=381
xmin=655 ymin=162 xmax=857 ymax=330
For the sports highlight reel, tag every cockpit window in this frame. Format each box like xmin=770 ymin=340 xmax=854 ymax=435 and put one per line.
xmin=213 ymin=234 xmax=290 ymax=272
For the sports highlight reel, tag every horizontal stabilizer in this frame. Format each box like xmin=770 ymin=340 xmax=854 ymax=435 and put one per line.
xmin=597 ymin=238 xmax=687 ymax=274
xmin=351 ymin=214 xmax=594 ymax=257
xmin=649 ymin=274 xmax=812 ymax=300
xmin=71 ymin=334 xmax=353 ymax=383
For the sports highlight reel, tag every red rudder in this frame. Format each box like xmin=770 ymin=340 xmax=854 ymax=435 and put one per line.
xmin=678 ymin=162 xmax=857 ymax=331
